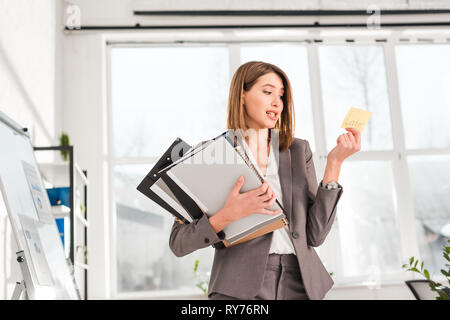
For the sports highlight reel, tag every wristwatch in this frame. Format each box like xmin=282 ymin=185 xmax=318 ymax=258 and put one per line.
xmin=322 ymin=181 xmax=339 ymax=190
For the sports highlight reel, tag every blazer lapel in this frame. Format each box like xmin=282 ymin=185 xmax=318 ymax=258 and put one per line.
xmin=278 ymin=148 xmax=292 ymax=221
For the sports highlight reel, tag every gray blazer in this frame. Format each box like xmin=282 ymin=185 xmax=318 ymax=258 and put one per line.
xmin=169 ymin=138 xmax=343 ymax=300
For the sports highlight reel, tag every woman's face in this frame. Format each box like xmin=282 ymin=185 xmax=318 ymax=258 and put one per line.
xmin=242 ymin=72 xmax=284 ymax=129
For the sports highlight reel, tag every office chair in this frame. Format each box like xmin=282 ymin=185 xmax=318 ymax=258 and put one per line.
xmin=405 ymin=280 xmax=450 ymax=300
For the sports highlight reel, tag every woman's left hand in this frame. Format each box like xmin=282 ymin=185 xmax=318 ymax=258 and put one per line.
xmin=327 ymin=128 xmax=361 ymax=163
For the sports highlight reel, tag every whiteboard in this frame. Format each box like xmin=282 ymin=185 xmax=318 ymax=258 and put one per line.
xmin=0 ymin=111 xmax=79 ymax=299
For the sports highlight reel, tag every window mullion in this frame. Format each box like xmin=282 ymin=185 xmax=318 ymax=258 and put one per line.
xmin=383 ymin=42 xmax=421 ymax=264
xmin=307 ymin=43 xmax=346 ymax=285
xmin=306 ymin=43 xmax=327 ymax=161
xmin=106 ymin=43 xmax=119 ymax=299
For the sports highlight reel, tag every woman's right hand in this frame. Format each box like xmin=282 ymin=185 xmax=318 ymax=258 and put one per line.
xmin=209 ymin=176 xmax=282 ymax=233
xmin=221 ymin=176 xmax=283 ymax=223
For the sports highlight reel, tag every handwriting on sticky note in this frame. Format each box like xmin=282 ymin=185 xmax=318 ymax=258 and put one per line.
xmin=341 ymin=107 xmax=372 ymax=133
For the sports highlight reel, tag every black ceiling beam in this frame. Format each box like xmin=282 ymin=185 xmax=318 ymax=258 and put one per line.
xmin=65 ymin=21 xmax=450 ymax=31
xmin=133 ymin=9 xmax=450 ymax=16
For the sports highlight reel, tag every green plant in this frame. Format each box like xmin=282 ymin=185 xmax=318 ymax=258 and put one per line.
xmin=193 ymin=259 xmax=209 ymax=295
xmin=402 ymin=239 xmax=450 ymax=300
xmin=59 ymin=132 xmax=70 ymax=161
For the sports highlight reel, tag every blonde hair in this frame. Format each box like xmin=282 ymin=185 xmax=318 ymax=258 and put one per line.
xmin=226 ymin=61 xmax=295 ymax=151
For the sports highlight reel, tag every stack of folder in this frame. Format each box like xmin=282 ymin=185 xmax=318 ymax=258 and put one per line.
xmin=137 ymin=130 xmax=288 ymax=247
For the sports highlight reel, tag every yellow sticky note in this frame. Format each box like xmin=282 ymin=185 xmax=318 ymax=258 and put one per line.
xmin=340 ymin=107 xmax=372 ymax=133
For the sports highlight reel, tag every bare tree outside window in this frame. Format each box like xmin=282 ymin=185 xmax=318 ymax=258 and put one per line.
xmin=320 ymin=45 xmax=393 ymax=152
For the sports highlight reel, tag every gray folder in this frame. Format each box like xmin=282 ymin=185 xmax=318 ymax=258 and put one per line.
xmin=165 ymin=135 xmax=286 ymax=244
xmin=150 ymin=178 xmax=193 ymax=223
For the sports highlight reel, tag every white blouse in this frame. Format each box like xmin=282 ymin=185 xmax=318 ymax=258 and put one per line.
xmin=241 ymin=139 xmax=296 ymax=255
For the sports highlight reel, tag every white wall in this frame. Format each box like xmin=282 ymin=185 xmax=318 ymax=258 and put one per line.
xmin=0 ymin=0 xmax=61 ymax=145
xmin=62 ymin=33 xmax=110 ymax=299
xmin=0 ymin=0 xmax=63 ymax=299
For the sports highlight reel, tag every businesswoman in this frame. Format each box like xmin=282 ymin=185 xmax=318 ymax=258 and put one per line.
xmin=169 ymin=61 xmax=361 ymax=300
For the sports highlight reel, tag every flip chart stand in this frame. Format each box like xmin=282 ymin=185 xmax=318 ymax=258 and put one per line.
xmin=11 ymin=281 xmax=26 ymax=300
xmin=11 ymin=251 xmax=30 ymax=300
xmin=10 ymin=244 xmax=81 ymax=300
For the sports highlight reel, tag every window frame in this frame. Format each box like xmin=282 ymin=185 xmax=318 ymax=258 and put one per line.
xmin=105 ymin=32 xmax=450 ymax=299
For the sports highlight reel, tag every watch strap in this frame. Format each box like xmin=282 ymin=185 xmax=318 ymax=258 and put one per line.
xmin=322 ymin=180 xmax=339 ymax=190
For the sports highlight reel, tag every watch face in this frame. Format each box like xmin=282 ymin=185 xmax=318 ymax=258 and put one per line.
xmin=326 ymin=182 xmax=338 ymax=189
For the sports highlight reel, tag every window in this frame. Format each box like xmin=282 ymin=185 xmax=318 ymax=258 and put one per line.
xmin=107 ymin=37 xmax=450 ymax=297
xmin=318 ymin=45 xmax=401 ymax=281
xmin=110 ymin=46 xmax=229 ymax=294
xmin=396 ymin=45 xmax=450 ymax=150
xmin=396 ymin=44 xmax=450 ymax=276
xmin=407 ymin=155 xmax=450 ymax=276
xmin=319 ymin=45 xmax=393 ymax=152
xmin=337 ymin=160 xmax=402 ymax=278
xmin=111 ymin=46 xmax=229 ymax=158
